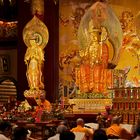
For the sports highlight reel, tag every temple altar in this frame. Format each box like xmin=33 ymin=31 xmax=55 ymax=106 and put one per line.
xmin=58 ymin=0 xmax=125 ymax=121
xmin=68 ymin=98 xmax=112 ymax=113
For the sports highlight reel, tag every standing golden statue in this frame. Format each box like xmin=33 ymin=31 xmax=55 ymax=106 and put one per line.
xmin=24 ymin=38 xmax=45 ymax=90
xmin=23 ymin=15 xmax=49 ymax=96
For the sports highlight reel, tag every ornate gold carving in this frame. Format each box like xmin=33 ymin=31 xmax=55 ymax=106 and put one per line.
xmin=31 ymin=0 xmax=44 ymax=16
xmin=23 ymin=15 xmax=49 ymax=49
xmin=69 ymin=99 xmax=112 ymax=113
xmin=135 ymin=12 xmax=140 ymax=40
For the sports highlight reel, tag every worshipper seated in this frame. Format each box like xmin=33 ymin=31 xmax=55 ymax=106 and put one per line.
xmin=96 ymin=112 xmax=104 ymax=128
xmin=48 ymin=123 xmax=68 ymax=140
xmin=106 ymin=116 xmax=132 ymax=140
xmin=12 ymin=126 xmax=29 ymax=140
xmin=0 ymin=121 xmax=12 ymax=140
xmin=70 ymin=118 xmax=93 ymax=140
xmin=132 ymin=113 xmax=140 ymax=139
xmin=60 ymin=131 xmax=75 ymax=140
xmin=35 ymin=91 xmax=52 ymax=113
xmin=92 ymin=128 xmax=107 ymax=140
xmin=59 ymin=120 xmax=68 ymax=127
xmin=133 ymin=126 xmax=140 ymax=140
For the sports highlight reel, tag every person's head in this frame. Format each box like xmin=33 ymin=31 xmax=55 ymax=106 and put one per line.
xmin=76 ymin=118 xmax=84 ymax=127
xmin=98 ymin=112 xmax=101 ymax=116
xmin=59 ymin=120 xmax=68 ymax=126
xmin=56 ymin=125 xmax=67 ymax=134
xmin=136 ymin=126 xmax=140 ymax=136
xmin=93 ymin=129 xmax=108 ymax=140
xmin=111 ymin=116 xmax=121 ymax=125
xmin=13 ymin=126 xmax=29 ymax=140
xmin=0 ymin=121 xmax=12 ymax=137
xmin=0 ymin=121 xmax=11 ymax=132
xmin=105 ymin=106 xmax=111 ymax=113
xmin=40 ymin=91 xmax=46 ymax=102
xmin=60 ymin=131 xmax=75 ymax=140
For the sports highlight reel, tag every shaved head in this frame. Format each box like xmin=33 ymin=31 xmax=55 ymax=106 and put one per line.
xmin=57 ymin=125 xmax=67 ymax=133
xmin=76 ymin=118 xmax=84 ymax=126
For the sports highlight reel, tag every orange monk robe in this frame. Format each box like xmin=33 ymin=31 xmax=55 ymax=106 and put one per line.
xmin=36 ymin=100 xmax=52 ymax=113
xmin=106 ymin=124 xmax=122 ymax=137
xmin=71 ymin=125 xmax=93 ymax=138
xmin=106 ymin=124 xmax=132 ymax=139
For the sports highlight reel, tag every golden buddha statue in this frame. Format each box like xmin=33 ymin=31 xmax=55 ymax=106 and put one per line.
xmin=24 ymin=38 xmax=45 ymax=90
xmin=23 ymin=16 xmax=49 ymax=96
xmin=75 ymin=1 xmax=123 ymax=94
xmin=76 ymin=21 xmax=113 ymax=93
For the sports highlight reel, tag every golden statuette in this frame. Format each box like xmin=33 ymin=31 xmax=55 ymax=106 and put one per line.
xmin=23 ymin=15 xmax=49 ymax=93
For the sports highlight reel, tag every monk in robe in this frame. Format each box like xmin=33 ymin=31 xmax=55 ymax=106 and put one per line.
xmin=106 ymin=116 xmax=132 ymax=139
xmin=36 ymin=91 xmax=52 ymax=113
xmin=71 ymin=118 xmax=93 ymax=140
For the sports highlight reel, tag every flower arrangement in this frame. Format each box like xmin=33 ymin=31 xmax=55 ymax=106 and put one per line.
xmin=18 ymin=100 xmax=32 ymax=112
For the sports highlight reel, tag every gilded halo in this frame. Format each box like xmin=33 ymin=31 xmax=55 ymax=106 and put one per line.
xmin=23 ymin=15 xmax=49 ymax=49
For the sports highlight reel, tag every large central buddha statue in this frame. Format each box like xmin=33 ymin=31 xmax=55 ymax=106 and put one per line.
xmin=75 ymin=1 xmax=123 ymax=94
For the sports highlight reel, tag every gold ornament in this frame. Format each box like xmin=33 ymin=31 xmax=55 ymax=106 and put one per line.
xmin=23 ymin=15 xmax=49 ymax=49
